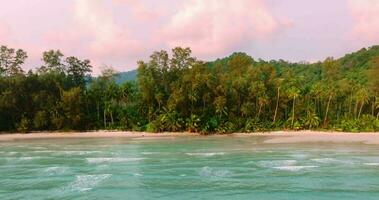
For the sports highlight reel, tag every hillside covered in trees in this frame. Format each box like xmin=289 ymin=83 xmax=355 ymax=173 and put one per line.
xmin=0 ymin=45 xmax=378 ymax=133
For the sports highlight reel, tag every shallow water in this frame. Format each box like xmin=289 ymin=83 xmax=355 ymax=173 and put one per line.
xmin=0 ymin=136 xmax=379 ymax=200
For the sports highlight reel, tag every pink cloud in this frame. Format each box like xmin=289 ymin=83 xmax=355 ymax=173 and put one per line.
xmin=39 ymin=0 xmax=290 ymax=73
xmin=41 ymin=0 xmax=150 ymax=73
xmin=114 ymin=0 xmax=161 ymax=21
xmin=160 ymin=0 xmax=290 ymax=57
xmin=348 ymin=0 xmax=379 ymax=42
xmin=4 ymin=0 xmax=292 ymax=74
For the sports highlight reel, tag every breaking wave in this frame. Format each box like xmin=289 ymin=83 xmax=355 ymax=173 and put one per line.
xmin=86 ymin=157 xmax=144 ymax=164
xmin=186 ymin=152 xmax=225 ymax=157
xmin=68 ymin=174 xmax=111 ymax=192
xmin=273 ymin=165 xmax=319 ymax=171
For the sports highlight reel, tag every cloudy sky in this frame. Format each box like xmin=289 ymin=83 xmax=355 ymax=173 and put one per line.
xmin=0 ymin=0 xmax=378 ymax=74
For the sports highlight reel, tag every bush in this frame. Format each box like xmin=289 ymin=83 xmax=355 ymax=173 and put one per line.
xmin=336 ymin=115 xmax=378 ymax=132
xmin=358 ymin=115 xmax=378 ymax=132
xmin=201 ymin=117 xmax=219 ymax=133
xmin=216 ymin=121 xmax=235 ymax=133
xmin=186 ymin=114 xmax=200 ymax=132
xmin=33 ymin=111 xmax=49 ymax=130
xmin=145 ymin=122 xmax=158 ymax=132
xmin=244 ymin=118 xmax=266 ymax=132
xmin=17 ymin=116 xmax=30 ymax=133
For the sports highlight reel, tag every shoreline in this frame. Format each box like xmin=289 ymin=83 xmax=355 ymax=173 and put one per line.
xmin=0 ymin=130 xmax=379 ymax=144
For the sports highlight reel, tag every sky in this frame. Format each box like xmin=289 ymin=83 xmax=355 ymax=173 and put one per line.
xmin=0 ymin=0 xmax=379 ymax=74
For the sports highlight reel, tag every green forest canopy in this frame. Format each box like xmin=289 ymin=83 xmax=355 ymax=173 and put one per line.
xmin=0 ymin=45 xmax=378 ymax=133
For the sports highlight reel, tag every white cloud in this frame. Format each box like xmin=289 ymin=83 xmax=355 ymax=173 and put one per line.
xmin=160 ymin=0 xmax=291 ymax=57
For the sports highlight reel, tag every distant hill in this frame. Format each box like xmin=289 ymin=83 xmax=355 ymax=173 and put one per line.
xmin=112 ymin=45 xmax=379 ymax=85
xmin=114 ymin=70 xmax=137 ymax=83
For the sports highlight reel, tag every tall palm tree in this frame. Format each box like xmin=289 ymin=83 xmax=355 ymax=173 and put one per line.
xmin=287 ymin=87 xmax=300 ymax=127
xmin=273 ymin=87 xmax=280 ymax=123
xmin=356 ymin=88 xmax=369 ymax=119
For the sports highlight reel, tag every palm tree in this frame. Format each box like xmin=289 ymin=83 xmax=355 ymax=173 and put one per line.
xmin=287 ymin=87 xmax=300 ymax=127
xmin=273 ymin=87 xmax=280 ymax=123
xmin=376 ymin=97 xmax=379 ymax=119
xmin=356 ymin=88 xmax=369 ymax=119
xmin=273 ymin=78 xmax=284 ymax=123
xmin=323 ymin=91 xmax=333 ymax=126
xmin=257 ymin=94 xmax=269 ymax=119
xmin=302 ymin=110 xmax=320 ymax=129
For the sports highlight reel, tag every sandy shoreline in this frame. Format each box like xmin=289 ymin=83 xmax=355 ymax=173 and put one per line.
xmin=0 ymin=131 xmax=201 ymax=141
xmin=0 ymin=131 xmax=379 ymax=145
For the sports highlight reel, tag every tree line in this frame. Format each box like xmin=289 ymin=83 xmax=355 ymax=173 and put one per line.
xmin=0 ymin=45 xmax=378 ymax=133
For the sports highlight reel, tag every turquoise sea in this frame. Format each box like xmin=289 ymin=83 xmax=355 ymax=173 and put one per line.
xmin=1 ymin=136 xmax=379 ymax=200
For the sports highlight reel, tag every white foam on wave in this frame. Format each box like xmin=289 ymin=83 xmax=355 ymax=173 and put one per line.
xmin=186 ymin=152 xmax=225 ymax=157
xmin=311 ymin=158 xmax=356 ymax=165
xmin=290 ymin=154 xmax=308 ymax=159
xmin=273 ymin=165 xmax=319 ymax=172
xmin=16 ymin=157 xmax=37 ymax=161
xmin=69 ymin=174 xmax=111 ymax=192
xmin=311 ymin=158 xmax=337 ymax=163
xmin=141 ymin=152 xmax=159 ymax=155
xmin=44 ymin=166 xmax=69 ymax=176
xmin=363 ymin=163 xmax=379 ymax=166
xmin=58 ymin=151 xmax=102 ymax=155
xmin=86 ymin=157 xmax=144 ymax=164
xmin=32 ymin=150 xmax=55 ymax=153
xmin=23 ymin=156 xmax=46 ymax=160
xmin=4 ymin=151 xmax=20 ymax=156
xmin=199 ymin=166 xmax=231 ymax=178
xmin=30 ymin=146 xmax=47 ymax=150
xmin=257 ymin=160 xmax=297 ymax=168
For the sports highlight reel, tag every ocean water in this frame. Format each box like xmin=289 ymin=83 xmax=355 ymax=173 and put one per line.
xmin=0 ymin=136 xmax=379 ymax=200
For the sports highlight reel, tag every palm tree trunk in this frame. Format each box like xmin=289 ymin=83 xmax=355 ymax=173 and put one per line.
xmin=323 ymin=95 xmax=332 ymax=126
xmin=258 ymin=104 xmax=262 ymax=118
xmin=103 ymin=109 xmax=107 ymax=128
xmin=358 ymin=101 xmax=364 ymax=119
xmin=349 ymin=93 xmax=353 ymax=116
xmin=291 ymin=96 xmax=296 ymax=127
xmin=354 ymin=100 xmax=359 ymax=118
xmin=372 ymin=97 xmax=375 ymax=116
xmin=273 ymin=87 xmax=280 ymax=122
xmin=110 ymin=111 xmax=114 ymax=125
xmin=97 ymin=102 xmax=100 ymax=122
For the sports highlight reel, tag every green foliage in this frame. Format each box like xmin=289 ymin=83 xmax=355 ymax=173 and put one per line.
xmin=186 ymin=114 xmax=200 ymax=132
xmin=155 ymin=110 xmax=184 ymax=132
xmin=301 ymin=110 xmax=320 ymax=129
xmin=244 ymin=118 xmax=265 ymax=132
xmin=61 ymin=87 xmax=84 ymax=129
xmin=336 ymin=115 xmax=379 ymax=132
xmin=145 ymin=122 xmax=158 ymax=133
xmin=33 ymin=111 xmax=49 ymax=130
xmin=17 ymin=115 xmax=30 ymax=133
xmin=0 ymin=45 xmax=378 ymax=133
xmin=0 ymin=45 xmax=27 ymax=76
xmin=201 ymin=117 xmax=219 ymax=133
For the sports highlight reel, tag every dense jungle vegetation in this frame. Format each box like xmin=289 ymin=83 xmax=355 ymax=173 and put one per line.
xmin=0 ymin=45 xmax=378 ymax=133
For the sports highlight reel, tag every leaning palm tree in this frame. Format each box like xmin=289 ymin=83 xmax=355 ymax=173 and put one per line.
xmin=257 ymin=94 xmax=269 ymax=119
xmin=287 ymin=87 xmax=300 ymax=127
xmin=376 ymin=97 xmax=379 ymax=119
xmin=273 ymin=78 xmax=284 ymax=123
xmin=356 ymin=88 xmax=369 ymax=119
xmin=322 ymin=87 xmax=335 ymax=126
